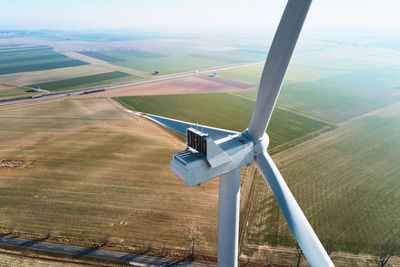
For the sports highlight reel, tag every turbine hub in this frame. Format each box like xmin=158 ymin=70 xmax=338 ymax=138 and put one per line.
xmin=242 ymin=129 xmax=269 ymax=157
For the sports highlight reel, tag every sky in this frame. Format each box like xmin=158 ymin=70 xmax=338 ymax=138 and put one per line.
xmin=1 ymin=0 xmax=399 ymax=34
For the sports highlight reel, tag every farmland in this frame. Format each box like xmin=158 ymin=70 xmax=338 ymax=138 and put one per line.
xmin=78 ymin=51 xmax=125 ymax=62
xmin=244 ymin=101 xmax=400 ymax=261
xmin=221 ymin=64 xmax=400 ymax=124
xmin=0 ymin=64 xmax=120 ymax=87
xmin=0 ymin=87 xmax=37 ymax=99
xmin=277 ymin=67 xmax=400 ymax=123
xmin=115 ymin=93 xmax=334 ymax=153
xmin=77 ymin=75 xmax=254 ymax=99
xmin=27 ymin=71 xmax=137 ymax=92
xmin=0 ymin=98 xmax=219 ymax=253
xmin=0 ymin=45 xmax=88 ymax=75
xmin=0 ymin=32 xmax=400 ymax=267
xmin=79 ymin=48 xmax=266 ymax=75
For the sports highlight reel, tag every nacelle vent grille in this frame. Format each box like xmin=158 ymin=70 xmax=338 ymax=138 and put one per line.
xmin=186 ymin=128 xmax=207 ymax=155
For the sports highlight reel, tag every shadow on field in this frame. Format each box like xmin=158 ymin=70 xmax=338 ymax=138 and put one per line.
xmin=19 ymin=231 xmax=52 ymax=247
xmin=77 ymin=238 xmax=109 ymax=256
xmin=164 ymin=255 xmax=196 ymax=266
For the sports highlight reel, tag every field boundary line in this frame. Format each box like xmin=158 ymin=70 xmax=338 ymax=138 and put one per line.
xmin=108 ymin=97 xmax=185 ymax=149
xmin=337 ymin=101 xmax=400 ymax=127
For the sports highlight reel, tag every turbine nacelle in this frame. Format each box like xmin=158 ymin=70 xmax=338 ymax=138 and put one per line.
xmin=170 ymin=128 xmax=269 ymax=187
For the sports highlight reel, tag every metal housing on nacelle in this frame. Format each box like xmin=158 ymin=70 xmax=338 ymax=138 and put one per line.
xmin=170 ymin=131 xmax=254 ymax=187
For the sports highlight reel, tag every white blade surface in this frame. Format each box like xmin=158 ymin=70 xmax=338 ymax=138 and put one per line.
xmin=124 ymin=109 xmax=237 ymax=140
xmin=248 ymin=0 xmax=312 ymax=140
xmin=255 ymin=152 xmax=334 ymax=267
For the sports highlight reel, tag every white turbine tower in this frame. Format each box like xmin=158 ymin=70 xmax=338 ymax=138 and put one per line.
xmin=126 ymin=0 xmax=334 ymax=266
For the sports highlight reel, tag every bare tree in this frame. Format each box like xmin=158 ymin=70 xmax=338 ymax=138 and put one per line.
xmin=184 ymin=223 xmax=204 ymax=257
xmin=262 ymin=249 xmax=272 ymax=267
xmin=99 ymin=233 xmax=110 ymax=247
xmin=45 ymin=228 xmax=52 ymax=239
xmin=242 ymin=253 xmax=252 ymax=266
xmin=376 ymin=240 xmax=398 ymax=267
xmin=295 ymin=244 xmax=303 ymax=267
xmin=159 ymin=242 xmax=167 ymax=257
xmin=323 ymin=235 xmax=337 ymax=256
xmin=147 ymin=241 xmax=152 ymax=251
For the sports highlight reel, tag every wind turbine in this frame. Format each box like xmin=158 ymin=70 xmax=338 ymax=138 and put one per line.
xmin=126 ymin=0 xmax=334 ymax=266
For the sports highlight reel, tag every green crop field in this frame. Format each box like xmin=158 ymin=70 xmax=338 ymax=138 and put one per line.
xmin=219 ymin=63 xmax=347 ymax=87
xmin=0 ymin=98 xmax=219 ymax=253
xmin=78 ymin=51 xmax=121 ymax=62
xmin=277 ymin=67 xmax=400 ymax=123
xmin=115 ymin=93 xmax=334 ymax=154
xmin=219 ymin=64 xmax=263 ymax=86
xmin=0 ymin=45 xmax=52 ymax=55
xmin=244 ymin=102 xmax=400 ymax=258
xmin=0 ymin=45 xmax=88 ymax=75
xmin=27 ymin=71 xmax=137 ymax=92
xmin=0 ymin=87 xmax=38 ymax=99
xmin=0 ymin=60 xmax=88 ymax=75
xmin=81 ymin=48 xmax=266 ymax=75
xmin=221 ymin=65 xmax=400 ymax=124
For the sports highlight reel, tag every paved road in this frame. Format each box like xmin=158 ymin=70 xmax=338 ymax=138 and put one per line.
xmin=0 ymin=236 xmax=215 ymax=267
xmin=0 ymin=62 xmax=263 ymax=107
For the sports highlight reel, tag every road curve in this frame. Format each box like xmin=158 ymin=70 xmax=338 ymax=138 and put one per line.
xmin=0 ymin=236 xmax=214 ymax=266
xmin=0 ymin=62 xmax=262 ymax=107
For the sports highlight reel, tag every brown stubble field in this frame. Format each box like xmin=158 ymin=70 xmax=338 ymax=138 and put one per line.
xmin=0 ymin=98 xmax=219 ymax=253
xmin=0 ymin=84 xmax=16 ymax=90
xmin=76 ymin=75 xmax=254 ymax=98
xmin=60 ymin=51 xmax=151 ymax=79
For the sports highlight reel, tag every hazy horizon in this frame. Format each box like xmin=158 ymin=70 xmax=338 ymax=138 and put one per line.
xmin=1 ymin=0 xmax=399 ymax=35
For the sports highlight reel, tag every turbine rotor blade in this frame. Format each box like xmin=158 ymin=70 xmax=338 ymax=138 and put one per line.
xmin=255 ymin=152 xmax=334 ymax=267
xmin=248 ymin=0 xmax=312 ymax=140
xmin=124 ymin=109 xmax=238 ymax=140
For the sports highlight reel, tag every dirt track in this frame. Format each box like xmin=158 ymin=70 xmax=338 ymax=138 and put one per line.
xmin=76 ymin=75 xmax=254 ymax=98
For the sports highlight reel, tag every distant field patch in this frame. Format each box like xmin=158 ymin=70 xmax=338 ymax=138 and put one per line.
xmin=86 ymin=48 xmax=265 ymax=75
xmin=0 ymin=45 xmax=88 ymax=75
xmin=278 ymin=67 xmax=400 ymax=123
xmin=219 ymin=63 xmax=346 ymax=86
xmin=0 ymin=53 xmax=66 ymax=64
xmin=77 ymin=75 xmax=254 ymax=98
xmin=0 ymin=84 xmax=16 ymax=90
xmin=119 ymin=49 xmax=166 ymax=58
xmin=219 ymin=64 xmax=263 ymax=86
xmin=0 ymin=64 xmax=117 ymax=87
xmin=115 ymin=93 xmax=333 ymax=152
xmin=0 ymin=45 xmax=52 ymax=56
xmin=0 ymin=60 xmax=88 ymax=75
xmin=221 ymin=66 xmax=400 ymax=124
xmin=77 ymin=51 xmax=121 ymax=62
xmin=29 ymin=71 xmax=136 ymax=92
xmin=0 ymin=87 xmax=37 ymax=99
